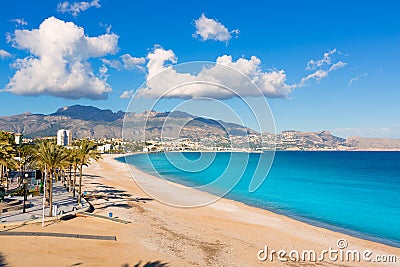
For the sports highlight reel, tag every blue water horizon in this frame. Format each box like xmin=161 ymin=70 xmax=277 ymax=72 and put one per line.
xmin=117 ymin=151 xmax=400 ymax=248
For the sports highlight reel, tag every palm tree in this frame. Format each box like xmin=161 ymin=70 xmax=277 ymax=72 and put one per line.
xmin=17 ymin=144 xmax=36 ymax=177
xmin=34 ymin=141 xmax=68 ymax=216
xmin=77 ymin=139 xmax=101 ymax=204
xmin=65 ymin=148 xmax=80 ymax=197
xmin=0 ymin=141 xmax=14 ymax=182
xmin=0 ymin=132 xmax=16 ymax=187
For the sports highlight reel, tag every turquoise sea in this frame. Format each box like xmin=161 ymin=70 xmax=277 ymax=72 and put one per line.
xmin=118 ymin=151 xmax=400 ymax=247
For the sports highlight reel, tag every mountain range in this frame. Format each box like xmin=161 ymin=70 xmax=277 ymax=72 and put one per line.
xmin=0 ymin=105 xmax=253 ymax=140
xmin=1 ymin=105 xmax=400 ymax=150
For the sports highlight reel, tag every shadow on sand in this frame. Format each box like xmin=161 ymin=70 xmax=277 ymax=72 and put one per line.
xmin=83 ymin=181 xmax=153 ymax=210
xmin=122 ymin=261 xmax=169 ymax=267
xmin=0 ymin=253 xmax=8 ymax=267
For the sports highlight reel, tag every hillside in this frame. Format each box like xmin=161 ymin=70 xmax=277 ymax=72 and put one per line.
xmin=0 ymin=105 xmax=253 ymax=140
xmin=347 ymin=136 xmax=400 ymax=151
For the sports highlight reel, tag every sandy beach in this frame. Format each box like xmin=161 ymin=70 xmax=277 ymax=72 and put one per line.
xmin=0 ymin=154 xmax=399 ymax=266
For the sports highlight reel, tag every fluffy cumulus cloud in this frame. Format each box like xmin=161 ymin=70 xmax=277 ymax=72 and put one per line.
xmin=136 ymin=46 xmax=293 ymax=99
xmin=3 ymin=16 xmax=118 ymax=100
xmin=146 ymin=46 xmax=177 ymax=79
xmin=134 ymin=47 xmax=347 ymax=100
xmin=193 ymin=13 xmax=239 ymax=42
xmin=119 ymin=89 xmax=134 ymax=99
xmin=120 ymin=54 xmax=145 ymax=70
xmin=101 ymin=54 xmax=145 ymax=71
xmin=0 ymin=49 xmax=12 ymax=59
xmin=57 ymin=0 xmax=101 ymax=16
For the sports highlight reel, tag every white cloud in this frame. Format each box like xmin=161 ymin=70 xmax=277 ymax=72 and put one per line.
xmin=136 ymin=46 xmax=347 ymax=100
xmin=137 ymin=46 xmax=293 ymax=99
xmin=0 ymin=49 xmax=12 ymax=59
xmin=348 ymin=73 xmax=367 ymax=86
xmin=98 ymin=64 xmax=109 ymax=80
xmin=120 ymin=54 xmax=145 ymax=70
xmin=3 ymin=16 xmax=118 ymax=100
xmin=298 ymin=70 xmax=329 ymax=86
xmin=146 ymin=46 xmax=177 ymax=80
xmin=10 ymin=18 xmax=28 ymax=26
xmin=193 ymin=13 xmax=239 ymax=42
xmin=299 ymin=49 xmax=346 ymax=87
xmin=99 ymin=22 xmax=112 ymax=34
xmin=306 ymin=49 xmax=337 ymax=70
xmin=329 ymin=61 xmax=347 ymax=72
xmin=120 ymin=90 xmax=134 ymax=99
xmin=101 ymin=58 xmax=122 ymax=70
xmin=101 ymin=53 xmax=145 ymax=71
xmin=57 ymin=0 xmax=101 ymax=16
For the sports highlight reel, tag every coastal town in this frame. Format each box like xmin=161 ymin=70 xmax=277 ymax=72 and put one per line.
xmin=3 ymin=105 xmax=400 ymax=154
xmin=10 ymin=128 xmax=400 ymax=155
xmin=3 ymin=129 xmax=351 ymax=154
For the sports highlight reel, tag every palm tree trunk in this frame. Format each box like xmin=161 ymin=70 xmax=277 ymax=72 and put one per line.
xmin=62 ymin=169 xmax=65 ymax=186
xmin=78 ymin=164 xmax=83 ymax=204
xmin=45 ymin=170 xmax=51 ymax=206
xmin=72 ymin=165 xmax=77 ymax=198
xmin=68 ymin=165 xmax=72 ymax=192
xmin=0 ymin=164 xmax=3 ymax=183
xmin=48 ymin=171 xmax=53 ymax=217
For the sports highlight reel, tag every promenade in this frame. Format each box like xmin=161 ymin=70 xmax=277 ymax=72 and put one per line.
xmin=0 ymin=182 xmax=90 ymax=225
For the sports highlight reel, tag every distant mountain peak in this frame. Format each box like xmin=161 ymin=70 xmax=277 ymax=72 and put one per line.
xmin=154 ymin=111 xmax=193 ymax=118
xmin=51 ymin=104 xmax=125 ymax=122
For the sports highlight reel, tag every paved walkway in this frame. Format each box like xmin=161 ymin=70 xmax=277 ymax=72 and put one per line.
xmin=0 ymin=182 xmax=90 ymax=224
xmin=0 ymin=231 xmax=116 ymax=241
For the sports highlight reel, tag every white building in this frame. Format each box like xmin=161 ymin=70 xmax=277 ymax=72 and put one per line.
xmin=97 ymin=144 xmax=113 ymax=153
xmin=57 ymin=129 xmax=72 ymax=146
xmin=14 ymin=133 xmax=22 ymax=145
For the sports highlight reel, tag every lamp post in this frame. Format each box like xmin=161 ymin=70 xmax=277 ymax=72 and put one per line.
xmin=22 ymin=174 xmax=28 ymax=213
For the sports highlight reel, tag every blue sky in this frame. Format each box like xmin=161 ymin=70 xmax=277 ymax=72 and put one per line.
xmin=0 ymin=0 xmax=399 ymax=138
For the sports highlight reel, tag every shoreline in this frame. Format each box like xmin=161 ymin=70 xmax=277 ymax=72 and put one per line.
xmin=113 ymin=149 xmax=400 ymax=154
xmin=117 ymin=153 xmax=400 ymax=250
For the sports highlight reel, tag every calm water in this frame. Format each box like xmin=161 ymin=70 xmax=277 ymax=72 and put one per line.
xmin=118 ymin=151 xmax=400 ymax=247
